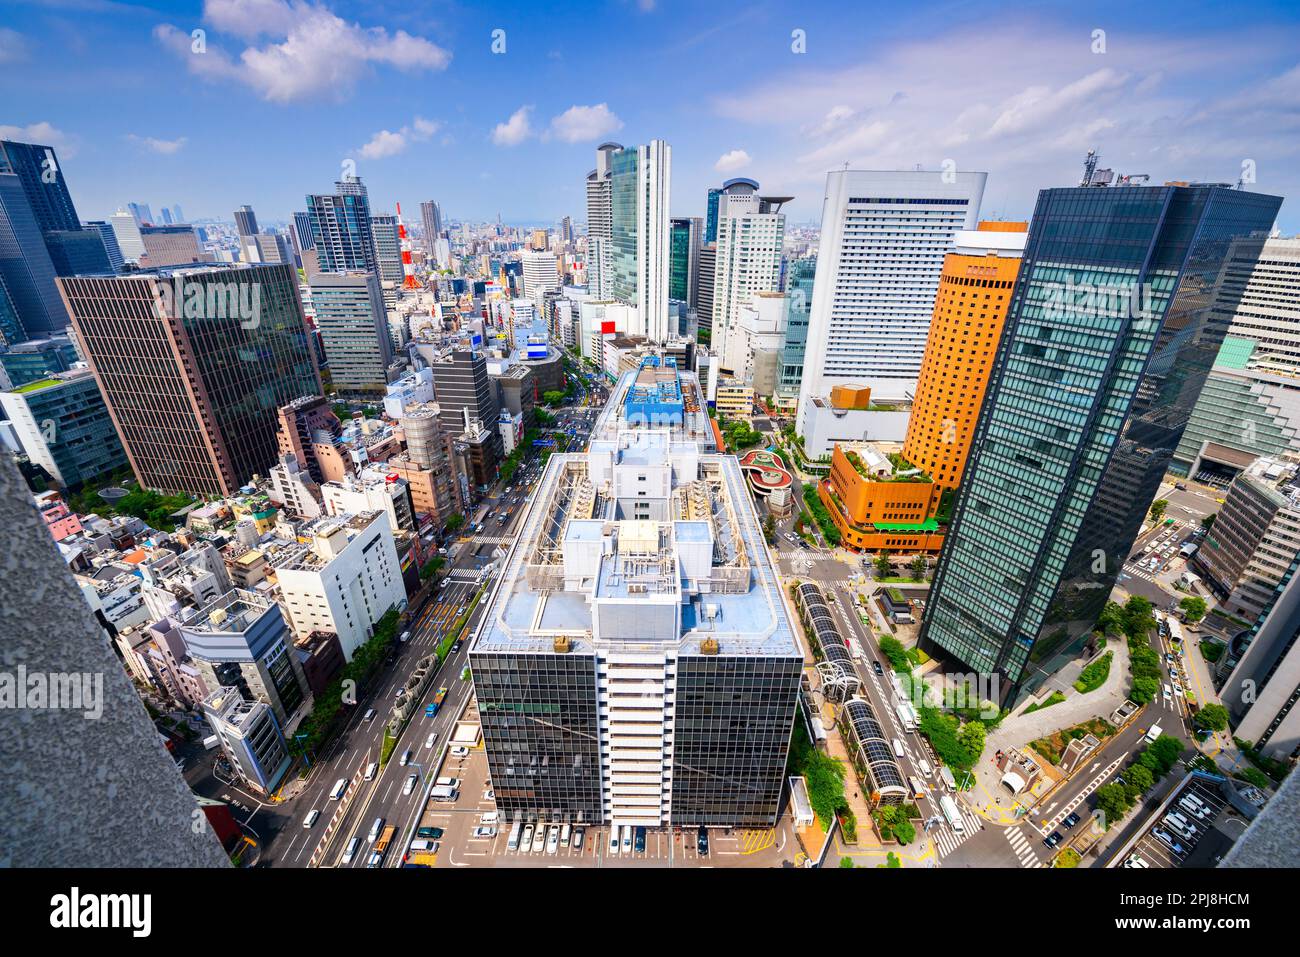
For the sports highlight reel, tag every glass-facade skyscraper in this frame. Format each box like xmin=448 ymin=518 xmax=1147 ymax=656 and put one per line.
xmin=306 ymin=177 xmax=377 ymax=275
xmin=668 ymin=216 xmax=700 ymax=306
xmin=920 ymin=183 xmax=1282 ymax=704
xmin=777 ymin=257 xmax=815 ymax=404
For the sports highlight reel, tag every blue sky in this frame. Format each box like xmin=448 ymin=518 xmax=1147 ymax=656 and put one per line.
xmin=2 ymin=0 xmax=1298 ymax=231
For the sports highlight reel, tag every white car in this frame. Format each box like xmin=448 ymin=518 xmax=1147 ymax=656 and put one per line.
xmin=400 ymin=749 xmax=413 ymax=766
xmin=546 ymin=825 xmax=560 ymax=854
xmin=520 ymin=824 xmax=535 ymax=852
xmin=403 ymin=773 xmax=418 ymax=796
xmin=425 ymin=731 xmax=438 ymax=749
xmin=451 ymin=745 xmax=470 ymax=757
xmin=472 ymin=826 xmax=497 ymax=839
xmin=364 ymin=762 xmax=378 ymax=781
xmin=530 ymin=824 xmax=547 ymax=853
xmin=302 ymin=809 xmax=320 ymax=828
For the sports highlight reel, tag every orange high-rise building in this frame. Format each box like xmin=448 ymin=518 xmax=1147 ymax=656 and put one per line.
xmin=902 ymin=221 xmax=1028 ymax=492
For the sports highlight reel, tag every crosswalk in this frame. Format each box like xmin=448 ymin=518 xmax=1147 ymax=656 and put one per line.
xmin=930 ymin=804 xmax=984 ymax=859
xmin=1002 ymin=825 xmax=1045 ymax=868
xmin=1122 ymin=563 xmax=1158 ymax=583
xmin=473 ymin=535 xmax=515 ymax=545
xmin=445 ymin=568 xmax=483 ymax=581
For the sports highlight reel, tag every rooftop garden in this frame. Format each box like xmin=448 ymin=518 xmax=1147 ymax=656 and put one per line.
xmin=844 ymin=449 xmax=932 ymax=483
xmin=13 ymin=377 xmax=62 ymax=393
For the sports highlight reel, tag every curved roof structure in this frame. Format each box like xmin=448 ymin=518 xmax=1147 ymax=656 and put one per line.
xmin=844 ymin=697 xmax=908 ymax=801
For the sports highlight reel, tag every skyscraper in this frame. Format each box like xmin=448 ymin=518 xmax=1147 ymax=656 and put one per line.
xmin=0 ymin=169 xmax=67 ymax=337
xmin=704 ymin=186 xmax=722 ymax=244
xmin=796 ymin=169 xmax=987 ymax=433
xmin=920 ymin=181 xmax=1282 ymax=704
xmin=901 ymin=222 xmax=1027 ymax=491
xmin=369 ymin=213 xmax=404 ymax=284
xmin=82 ymin=221 xmax=124 ymax=273
xmin=697 ymin=244 xmax=716 ymax=340
xmin=309 ymin=271 xmax=392 ymax=395
xmin=307 ymin=176 xmax=377 ymax=275
xmin=469 ymin=356 xmax=801 ymax=828
xmin=234 ymin=205 xmax=258 ymax=239
xmin=776 ymin=257 xmax=816 ymax=406
xmin=0 ymin=140 xmax=80 ymax=234
xmin=584 ymin=142 xmax=620 ymax=300
xmin=669 ymin=216 xmax=701 ymax=307
xmin=59 ymin=263 xmax=322 ymax=496
xmin=521 ymin=249 xmax=559 ymax=302
xmin=420 ymin=200 xmax=443 ymax=263
xmin=711 ymin=180 xmax=788 ymax=374
xmin=608 ymin=139 xmax=671 ymax=343
xmin=109 ymin=208 xmax=146 ymax=261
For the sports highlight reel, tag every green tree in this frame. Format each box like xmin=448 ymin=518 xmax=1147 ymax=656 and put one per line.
xmin=1180 ymin=595 xmax=1207 ymax=624
xmin=874 ymin=550 xmax=893 ymax=578
xmin=1130 ymin=676 xmax=1159 ymax=705
xmin=543 ymin=390 xmax=566 ymax=407
xmin=1193 ymin=703 xmax=1229 ymax=733
xmin=1126 ymin=763 xmax=1154 ymax=794
xmin=444 ymin=513 xmax=465 ymax=533
xmin=909 ymin=554 xmax=928 ymax=582
xmin=1096 ymin=601 xmax=1125 ymax=637
xmin=956 ymin=720 xmax=986 ymax=760
xmin=878 ymin=634 xmax=910 ymax=671
xmin=1094 ymin=782 xmax=1132 ymax=823
xmin=1149 ymin=499 xmax=1169 ymax=522
xmin=1201 ymin=514 xmax=1215 ymax=530
xmin=839 ymin=856 xmax=855 ymax=868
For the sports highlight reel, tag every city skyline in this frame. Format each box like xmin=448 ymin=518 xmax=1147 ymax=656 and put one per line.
xmin=0 ymin=1 xmax=1297 ymax=230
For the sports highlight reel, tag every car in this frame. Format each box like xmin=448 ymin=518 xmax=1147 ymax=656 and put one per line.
xmin=483 ymin=788 xmax=495 ymax=800
xmin=547 ymin=825 xmax=560 ymax=854
xmin=416 ymin=826 xmax=444 ymax=840
xmin=303 ymin=809 xmax=321 ymax=828
xmin=1174 ymin=482 xmax=1188 ymax=491
xmin=634 ymin=826 xmax=646 ymax=853
xmin=621 ymin=824 xmax=633 ymax=852
xmin=363 ymin=708 xmax=376 ymax=722
xmin=451 ymin=640 xmax=462 ymax=654
xmin=1062 ymin=812 xmax=1081 ymax=829
xmin=572 ymin=826 xmax=585 ymax=850
xmin=364 ymin=761 xmax=378 ymax=781
xmin=473 ymin=826 xmax=497 ymax=839
xmin=1043 ymin=831 xmax=1063 ymax=848
xmin=425 ymin=731 xmax=438 ymax=749
xmin=872 ymin=660 xmax=884 ymax=676
xmin=1153 ymin=828 xmax=1185 ymax=854
xmin=451 ymin=745 xmax=470 ymax=757
xmin=341 ymin=837 xmax=361 ymax=864
xmin=1124 ymin=854 xmax=1150 ymax=868
xmin=530 ymin=824 xmax=547 ymax=853
xmin=366 ymin=852 xmax=382 ymax=869
xmin=607 ymin=828 xmax=620 ymax=855
xmin=520 ymin=823 xmax=535 ymax=851
xmin=400 ymin=749 xmax=413 ymax=766
xmin=438 ymin=578 xmax=449 ymax=589
xmin=399 ymin=630 xmax=410 ymax=643
xmin=697 ymin=826 xmax=709 ymax=856
xmin=368 ymin=817 xmax=385 ymax=842
xmin=403 ymin=773 xmax=419 ymax=796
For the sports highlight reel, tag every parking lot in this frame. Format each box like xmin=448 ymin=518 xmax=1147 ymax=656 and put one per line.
xmin=406 ymin=730 xmax=797 ymax=868
xmin=1122 ymin=777 xmax=1248 ymax=868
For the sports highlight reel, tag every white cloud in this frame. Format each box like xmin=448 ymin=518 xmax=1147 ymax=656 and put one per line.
xmin=0 ymin=27 xmax=27 ymax=64
xmin=127 ymin=134 xmax=188 ymax=155
xmin=714 ymin=149 xmax=752 ymax=173
xmin=154 ymin=0 xmax=450 ymax=103
xmin=492 ymin=106 xmax=534 ymax=146
xmin=547 ymin=103 xmax=623 ymax=143
xmin=0 ymin=121 xmax=77 ymax=156
xmin=711 ymin=24 xmax=1300 ymax=216
xmin=358 ymin=115 xmax=440 ymax=160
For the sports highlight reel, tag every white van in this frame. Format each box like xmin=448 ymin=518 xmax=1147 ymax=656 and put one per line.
xmin=918 ymin=759 xmax=933 ymax=777
xmin=409 ymin=839 xmax=438 ymax=853
xmin=302 ymin=809 xmax=321 ymax=828
xmin=329 ymin=778 xmax=348 ymax=800
xmin=436 ymin=776 xmax=459 ymax=789
xmin=341 ymin=837 xmax=361 ymax=864
xmin=480 ymin=810 xmax=499 ymax=826
xmin=621 ymin=825 xmax=633 ymax=852
xmin=909 ymin=776 xmax=927 ymax=798
xmin=507 ymin=820 xmax=523 ymax=851
xmin=364 ymin=762 xmax=378 ymax=781
xmin=608 ymin=828 xmax=620 ymax=856
xmin=892 ymin=738 xmax=905 ymax=758
xmin=368 ymin=817 xmax=384 ymax=842
xmin=560 ymin=823 xmax=571 ymax=846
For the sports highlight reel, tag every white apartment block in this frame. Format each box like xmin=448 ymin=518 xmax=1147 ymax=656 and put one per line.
xmin=272 ymin=512 xmax=406 ymax=660
xmin=797 ymin=169 xmax=986 ymax=432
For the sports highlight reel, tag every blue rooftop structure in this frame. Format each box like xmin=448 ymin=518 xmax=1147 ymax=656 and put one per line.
xmin=623 ymin=355 xmax=684 ymax=427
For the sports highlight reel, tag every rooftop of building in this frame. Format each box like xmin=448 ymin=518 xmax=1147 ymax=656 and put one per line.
xmin=471 ymin=434 xmax=799 ymax=659
xmin=184 ymin=588 xmax=277 ymax=635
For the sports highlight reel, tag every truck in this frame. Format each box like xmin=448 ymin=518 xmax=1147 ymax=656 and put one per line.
xmin=1144 ymin=723 xmax=1164 ymax=744
xmin=938 ymin=794 xmax=964 ymax=833
xmin=424 ymin=687 xmax=448 ymax=717
xmin=894 ymin=700 xmax=918 ymax=733
xmin=373 ymin=824 xmax=397 ymax=856
xmin=202 ymin=734 xmax=220 ymax=750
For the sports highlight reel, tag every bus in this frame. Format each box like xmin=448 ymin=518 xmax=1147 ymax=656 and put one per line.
xmin=938 ymin=794 xmax=964 ymax=833
xmin=895 ymin=700 xmax=918 ymax=733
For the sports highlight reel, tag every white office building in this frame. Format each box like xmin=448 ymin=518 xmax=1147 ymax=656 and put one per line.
xmin=585 ymin=143 xmax=620 ymax=301
xmin=271 ymin=512 xmax=406 ymax=660
xmin=797 ymin=169 xmax=986 ymax=432
xmin=522 ymin=250 xmax=560 ymax=303
xmin=711 ymin=182 xmax=787 ymax=368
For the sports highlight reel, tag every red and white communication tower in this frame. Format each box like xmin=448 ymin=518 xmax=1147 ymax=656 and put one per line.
xmin=395 ymin=201 xmax=421 ymax=290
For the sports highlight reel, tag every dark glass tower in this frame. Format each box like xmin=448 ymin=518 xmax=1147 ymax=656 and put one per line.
xmin=920 ymin=183 xmax=1282 ymax=704
xmin=306 ymin=177 xmax=377 ymax=274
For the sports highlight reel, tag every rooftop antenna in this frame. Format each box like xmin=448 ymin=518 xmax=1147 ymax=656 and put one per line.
xmin=1081 ymin=149 xmax=1099 ymax=187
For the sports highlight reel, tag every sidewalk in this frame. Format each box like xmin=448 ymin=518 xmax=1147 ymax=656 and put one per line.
xmin=995 ymin=637 xmax=1133 ymax=746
